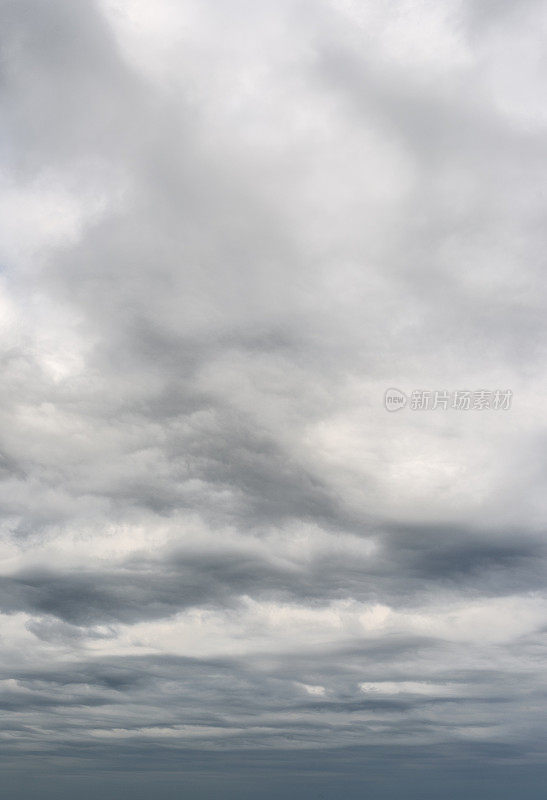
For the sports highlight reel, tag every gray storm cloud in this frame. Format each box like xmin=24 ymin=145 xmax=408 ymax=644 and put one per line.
xmin=1 ymin=1 xmax=547 ymax=798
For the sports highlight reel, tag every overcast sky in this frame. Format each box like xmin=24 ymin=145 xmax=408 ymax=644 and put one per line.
xmin=1 ymin=1 xmax=547 ymax=798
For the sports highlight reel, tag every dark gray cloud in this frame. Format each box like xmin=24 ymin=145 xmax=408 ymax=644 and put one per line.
xmin=1 ymin=521 xmax=543 ymax=628
xmin=1 ymin=0 xmax=547 ymax=797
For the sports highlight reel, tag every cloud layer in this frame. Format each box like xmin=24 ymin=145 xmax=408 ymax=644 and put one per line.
xmin=1 ymin=0 xmax=547 ymax=797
